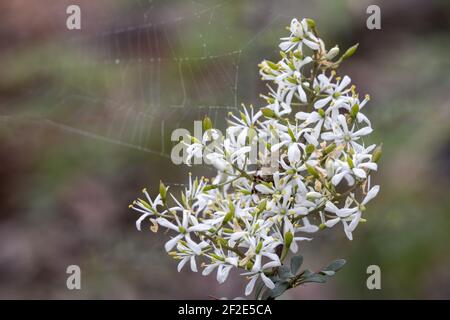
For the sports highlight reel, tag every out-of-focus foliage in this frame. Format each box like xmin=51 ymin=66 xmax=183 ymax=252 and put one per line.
xmin=0 ymin=0 xmax=449 ymax=299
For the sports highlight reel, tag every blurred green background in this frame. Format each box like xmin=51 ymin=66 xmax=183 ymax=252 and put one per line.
xmin=1 ymin=0 xmax=449 ymax=299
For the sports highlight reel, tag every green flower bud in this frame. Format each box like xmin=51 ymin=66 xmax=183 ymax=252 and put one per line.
xmin=284 ymin=231 xmax=293 ymax=248
xmin=262 ymin=108 xmax=276 ymax=118
xmin=256 ymin=241 xmax=263 ymax=254
xmin=223 ymin=211 xmax=233 ymax=224
xmin=266 ymin=60 xmax=279 ymax=70
xmin=373 ymin=144 xmax=383 ymax=163
xmin=257 ymin=199 xmax=267 ymax=212
xmin=202 ymin=116 xmax=213 ymax=131
xmin=306 ymin=18 xmax=316 ymax=29
xmin=306 ymin=144 xmax=315 ymax=155
xmin=342 ymin=43 xmax=359 ymax=60
xmin=326 ymin=45 xmax=340 ymax=60
xmin=323 ymin=143 xmax=336 ymax=155
xmin=347 ymin=156 xmax=354 ymax=168
xmin=159 ymin=181 xmax=167 ymax=203
xmin=306 ymin=164 xmax=320 ymax=179
xmin=351 ymin=103 xmax=360 ymax=118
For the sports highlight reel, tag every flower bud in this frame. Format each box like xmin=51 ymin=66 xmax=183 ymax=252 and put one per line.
xmin=159 ymin=181 xmax=167 ymax=203
xmin=323 ymin=143 xmax=336 ymax=155
xmin=326 ymin=46 xmax=339 ymax=60
xmin=256 ymin=241 xmax=263 ymax=254
xmin=202 ymin=116 xmax=213 ymax=131
xmin=257 ymin=199 xmax=267 ymax=212
xmin=342 ymin=43 xmax=359 ymax=60
xmin=373 ymin=144 xmax=383 ymax=163
xmin=306 ymin=18 xmax=316 ymax=29
xmin=350 ymin=103 xmax=359 ymax=118
xmin=306 ymin=164 xmax=320 ymax=179
xmin=306 ymin=144 xmax=315 ymax=155
xmin=284 ymin=231 xmax=293 ymax=248
xmin=262 ymin=108 xmax=276 ymax=118
xmin=223 ymin=211 xmax=233 ymax=224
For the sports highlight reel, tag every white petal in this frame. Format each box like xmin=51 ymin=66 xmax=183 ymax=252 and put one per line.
xmin=245 ymin=276 xmax=258 ymax=296
xmin=177 ymin=257 xmax=189 ymax=272
xmin=353 ymin=168 xmax=367 ymax=179
xmin=295 ymin=111 xmax=310 ymax=120
xmin=337 ymin=75 xmax=351 ymax=92
xmin=332 ymin=172 xmax=346 ymax=186
xmin=252 ymin=255 xmax=262 ymax=272
xmin=325 ymin=217 xmax=341 ymax=228
xmin=288 ymin=143 xmax=301 ymax=164
xmin=164 ymin=234 xmax=183 ymax=252
xmin=136 ymin=212 xmax=151 ymax=231
xmin=262 ymin=260 xmax=282 ymax=269
xmin=314 ymin=96 xmax=332 ymax=109
xmin=359 ymin=162 xmax=377 ymax=171
xmin=353 ymin=126 xmax=373 ymax=137
xmin=298 ymin=85 xmax=307 ymax=103
xmin=156 ymin=218 xmax=179 ymax=231
xmin=343 ymin=221 xmax=353 ymax=240
xmin=303 ymin=38 xmax=320 ymax=50
xmin=217 ymin=265 xmax=231 ymax=284
xmin=202 ymin=263 xmax=217 ymax=276
xmin=325 ymin=201 xmax=339 ymax=213
xmin=260 ymin=273 xmax=275 ymax=289
xmin=255 ymin=184 xmax=273 ymax=194
xmin=190 ymin=256 xmax=198 ymax=272
xmin=321 ymin=132 xmax=336 ymax=141
xmin=188 ymin=223 xmax=211 ymax=232
xmin=185 ymin=235 xmax=201 ymax=255
xmin=363 ymin=185 xmax=380 ymax=205
xmin=348 ymin=211 xmax=361 ymax=232
xmin=336 ymin=207 xmax=357 ymax=218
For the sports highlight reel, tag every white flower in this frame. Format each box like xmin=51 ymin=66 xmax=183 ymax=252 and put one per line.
xmin=202 ymin=249 xmax=238 ymax=283
xmin=131 ymin=17 xmax=382 ymax=298
xmin=175 ymin=241 xmax=209 ymax=272
xmin=241 ymin=259 xmax=281 ymax=296
xmin=279 ymin=18 xmax=320 ymax=52
xmin=313 ymin=75 xmax=352 ymax=110
xmin=321 ymin=114 xmax=373 ymax=149
xmin=156 ymin=211 xmax=210 ymax=254
xmin=343 ymin=185 xmax=380 ymax=240
xmin=129 ymin=188 xmax=164 ymax=231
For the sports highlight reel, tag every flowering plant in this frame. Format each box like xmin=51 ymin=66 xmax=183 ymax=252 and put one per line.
xmin=130 ymin=17 xmax=382 ymax=299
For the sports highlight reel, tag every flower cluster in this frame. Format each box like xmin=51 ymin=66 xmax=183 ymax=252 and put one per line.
xmin=130 ymin=18 xmax=382 ymax=298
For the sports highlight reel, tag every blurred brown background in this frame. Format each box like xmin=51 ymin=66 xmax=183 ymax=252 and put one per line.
xmin=1 ymin=0 xmax=450 ymax=299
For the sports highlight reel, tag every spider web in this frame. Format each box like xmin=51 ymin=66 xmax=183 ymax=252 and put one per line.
xmin=3 ymin=0 xmax=286 ymax=179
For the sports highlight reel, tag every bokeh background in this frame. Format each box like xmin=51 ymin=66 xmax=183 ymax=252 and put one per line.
xmin=1 ymin=0 xmax=449 ymax=299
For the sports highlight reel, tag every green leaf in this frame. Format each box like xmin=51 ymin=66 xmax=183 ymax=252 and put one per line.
xmin=302 ymin=273 xmax=327 ymax=284
xmin=278 ymin=266 xmax=293 ymax=280
xmin=262 ymin=281 xmax=289 ymax=300
xmin=324 ymin=259 xmax=346 ymax=272
xmin=320 ymin=270 xmax=335 ymax=276
xmin=290 ymin=255 xmax=303 ymax=274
